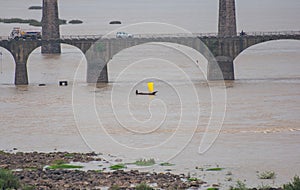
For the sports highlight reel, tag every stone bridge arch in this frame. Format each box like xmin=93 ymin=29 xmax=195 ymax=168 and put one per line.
xmin=199 ymin=34 xmax=300 ymax=80
xmin=0 ymin=39 xmax=95 ymax=85
xmin=85 ymin=37 xmax=220 ymax=83
xmin=234 ymin=39 xmax=300 ymax=79
xmin=235 ymin=37 xmax=300 ymax=60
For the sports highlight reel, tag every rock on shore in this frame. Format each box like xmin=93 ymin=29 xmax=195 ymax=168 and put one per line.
xmin=0 ymin=151 xmax=204 ymax=189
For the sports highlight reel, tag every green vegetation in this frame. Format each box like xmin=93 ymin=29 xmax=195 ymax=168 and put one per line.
xmin=258 ymin=171 xmax=276 ymax=179
xmin=0 ymin=150 xmax=8 ymax=155
xmin=47 ymin=164 xmax=83 ymax=169
xmin=207 ymin=188 xmax=219 ymax=190
xmin=52 ymin=159 xmax=66 ymax=165
xmin=257 ymin=183 xmax=272 ymax=190
xmin=283 ymin=175 xmax=300 ymax=190
xmin=109 ymin=164 xmax=126 ymax=170
xmin=159 ymin=162 xmax=175 ymax=166
xmin=28 ymin=6 xmax=42 ymax=10
xmin=0 ymin=18 xmax=67 ymax=26
xmin=134 ymin=158 xmax=155 ymax=166
xmin=188 ymin=177 xmax=198 ymax=182
xmin=0 ymin=18 xmax=41 ymax=26
xmin=64 ymin=153 xmax=75 ymax=158
xmin=47 ymin=159 xmax=83 ymax=169
xmin=206 ymin=167 xmax=224 ymax=171
xmin=22 ymin=185 xmax=36 ymax=190
xmin=0 ymin=168 xmax=20 ymax=189
xmin=69 ymin=20 xmax=83 ymax=24
xmin=135 ymin=183 xmax=154 ymax=190
xmin=229 ymin=180 xmax=248 ymax=190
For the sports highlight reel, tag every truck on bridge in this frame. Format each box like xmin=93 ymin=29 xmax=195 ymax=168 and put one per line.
xmin=9 ymin=27 xmax=41 ymax=40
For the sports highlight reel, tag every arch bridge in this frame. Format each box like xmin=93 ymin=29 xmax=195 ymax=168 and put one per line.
xmin=0 ymin=31 xmax=300 ymax=85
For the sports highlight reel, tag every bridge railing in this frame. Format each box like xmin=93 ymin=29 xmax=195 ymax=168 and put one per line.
xmin=244 ymin=30 xmax=300 ymax=36
xmin=1 ymin=31 xmax=300 ymax=41
xmin=60 ymin=35 xmax=103 ymax=40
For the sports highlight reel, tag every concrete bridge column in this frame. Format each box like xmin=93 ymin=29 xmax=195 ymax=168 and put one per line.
xmin=15 ymin=62 xmax=28 ymax=85
xmin=10 ymin=41 xmax=31 ymax=85
xmin=42 ymin=0 xmax=61 ymax=54
xmin=218 ymin=0 xmax=237 ymax=37
xmin=10 ymin=41 xmax=41 ymax=85
xmin=208 ymin=56 xmax=234 ymax=80
xmin=85 ymin=40 xmax=110 ymax=83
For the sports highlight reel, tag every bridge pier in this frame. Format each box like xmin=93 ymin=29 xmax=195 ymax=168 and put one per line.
xmin=42 ymin=0 xmax=61 ymax=54
xmin=208 ymin=56 xmax=234 ymax=80
xmin=15 ymin=62 xmax=28 ymax=85
xmin=86 ymin=56 xmax=108 ymax=83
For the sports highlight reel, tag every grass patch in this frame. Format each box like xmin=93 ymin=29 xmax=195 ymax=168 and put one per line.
xmin=229 ymin=180 xmax=248 ymax=190
xmin=0 ymin=150 xmax=8 ymax=155
xmin=64 ymin=153 xmax=75 ymax=158
xmin=135 ymin=182 xmax=154 ymax=190
xmin=22 ymin=185 xmax=36 ymax=190
xmin=258 ymin=171 xmax=276 ymax=179
xmin=207 ymin=188 xmax=219 ymax=190
xmin=52 ymin=159 xmax=66 ymax=165
xmin=188 ymin=177 xmax=198 ymax=182
xmin=109 ymin=164 xmax=126 ymax=170
xmin=257 ymin=183 xmax=272 ymax=190
xmin=159 ymin=162 xmax=175 ymax=166
xmin=283 ymin=175 xmax=300 ymax=190
xmin=47 ymin=164 xmax=83 ymax=169
xmin=206 ymin=167 xmax=224 ymax=171
xmin=0 ymin=168 xmax=20 ymax=189
xmin=134 ymin=158 xmax=155 ymax=166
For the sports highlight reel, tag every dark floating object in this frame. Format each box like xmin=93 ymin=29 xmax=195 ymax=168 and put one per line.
xmin=109 ymin=20 xmax=122 ymax=24
xmin=38 ymin=84 xmax=46 ymax=86
xmin=59 ymin=81 xmax=68 ymax=86
xmin=136 ymin=90 xmax=158 ymax=95
xmin=68 ymin=20 xmax=83 ymax=24
xmin=28 ymin=6 xmax=42 ymax=10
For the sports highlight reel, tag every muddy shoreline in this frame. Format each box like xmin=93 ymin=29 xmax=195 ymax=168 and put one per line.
xmin=0 ymin=151 xmax=288 ymax=189
xmin=0 ymin=151 xmax=205 ymax=189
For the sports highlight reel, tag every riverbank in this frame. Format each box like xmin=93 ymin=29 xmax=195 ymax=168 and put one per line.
xmin=1 ymin=151 xmax=297 ymax=190
xmin=0 ymin=151 xmax=205 ymax=189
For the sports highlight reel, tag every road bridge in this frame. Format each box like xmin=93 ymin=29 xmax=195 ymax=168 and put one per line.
xmin=0 ymin=31 xmax=300 ymax=84
xmin=1 ymin=0 xmax=300 ymax=85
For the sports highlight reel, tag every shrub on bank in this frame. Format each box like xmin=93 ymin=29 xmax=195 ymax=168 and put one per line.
xmin=283 ymin=175 xmax=300 ymax=190
xmin=0 ymin=168 xmax=20 ymax=189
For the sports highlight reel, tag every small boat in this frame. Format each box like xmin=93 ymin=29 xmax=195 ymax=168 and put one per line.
xmin=136 ymin=90 xmax=158 ymax=95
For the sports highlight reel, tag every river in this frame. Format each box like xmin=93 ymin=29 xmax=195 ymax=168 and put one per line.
xmin=0 ymin=0 xmax=300 ymax=188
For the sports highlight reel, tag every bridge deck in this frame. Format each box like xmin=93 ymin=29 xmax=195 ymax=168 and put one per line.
xmin=1 ymin=30 xmax=300 ymax=41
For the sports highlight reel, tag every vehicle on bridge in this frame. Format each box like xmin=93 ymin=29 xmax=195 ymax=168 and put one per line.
xmin=116 ymin=32 xmax=133 ymax=39
xmin=9 ymin=27 xmax=42 ymax=40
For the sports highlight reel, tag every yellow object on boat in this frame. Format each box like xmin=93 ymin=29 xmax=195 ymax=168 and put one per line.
xmin=147 ymin=82 xmax=154 ymax=92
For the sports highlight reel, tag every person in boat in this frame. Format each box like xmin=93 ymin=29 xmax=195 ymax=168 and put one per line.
xmin=136 ymin=90 xmax=158 ymax=95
